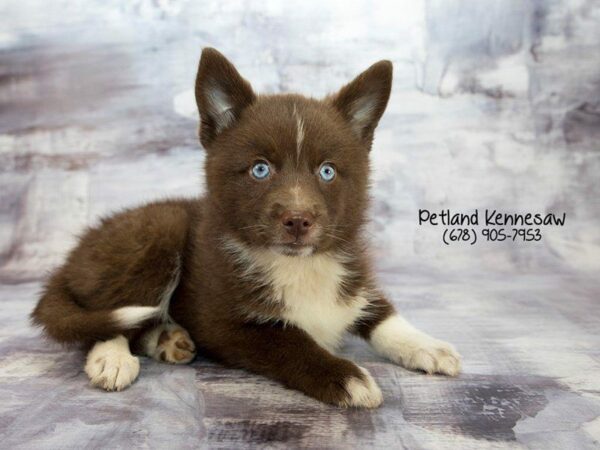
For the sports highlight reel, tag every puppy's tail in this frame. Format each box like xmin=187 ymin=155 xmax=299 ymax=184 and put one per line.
xmin=31 ymin=272 xmax=160 ymax=344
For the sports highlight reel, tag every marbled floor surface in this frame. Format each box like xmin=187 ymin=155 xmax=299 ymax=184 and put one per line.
xmin=1 ymin=1 xmax=600 ymax=448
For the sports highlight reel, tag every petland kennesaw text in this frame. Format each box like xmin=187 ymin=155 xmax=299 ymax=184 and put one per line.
xmin=419 ymin=209 xmax=566 ymax=227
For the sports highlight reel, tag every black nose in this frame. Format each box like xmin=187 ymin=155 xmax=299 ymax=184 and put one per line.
xmin=281 ymin=211 xmax=315 ymax=238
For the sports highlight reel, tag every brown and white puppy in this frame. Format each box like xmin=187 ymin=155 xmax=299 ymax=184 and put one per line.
xmin=31 ymin=48 xmax=461 ymax=408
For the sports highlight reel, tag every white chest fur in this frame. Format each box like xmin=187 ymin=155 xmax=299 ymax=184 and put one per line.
xmin=225 ymin=239 xmax=367 ymax=352
xmin=266 ymin=253 xmax=367 ymax=352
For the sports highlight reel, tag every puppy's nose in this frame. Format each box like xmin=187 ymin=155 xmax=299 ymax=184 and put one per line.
xmin=281 ymin=211 xmax=314 ymax=237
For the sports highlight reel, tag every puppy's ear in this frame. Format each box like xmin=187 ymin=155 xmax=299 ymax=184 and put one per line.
xmin=195 ymin=48 xmax=256 ymax=148
xmin=329 ymin=60 xmax=392 ymax=148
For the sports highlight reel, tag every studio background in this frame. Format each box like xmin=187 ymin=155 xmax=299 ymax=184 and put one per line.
xmin=1 ymin=1 xmax=599 ymax=448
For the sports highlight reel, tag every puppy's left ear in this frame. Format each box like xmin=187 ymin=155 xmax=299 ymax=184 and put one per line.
xmin=329 ymin=60 xmax=392 ymax=148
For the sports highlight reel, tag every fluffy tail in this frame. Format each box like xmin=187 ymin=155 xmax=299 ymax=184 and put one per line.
xmin=31 ymin=273 xmax=160 ymax=344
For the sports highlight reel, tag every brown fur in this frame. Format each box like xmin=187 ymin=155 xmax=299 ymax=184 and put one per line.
xmin=31 ymin=48 xmax=398 ymax=406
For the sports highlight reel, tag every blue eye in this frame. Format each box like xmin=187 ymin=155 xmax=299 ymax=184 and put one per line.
xmin=319 ymin=163 xmax=336 ymax=182
xmin=251 ymin=161 xmax=271 ymax=180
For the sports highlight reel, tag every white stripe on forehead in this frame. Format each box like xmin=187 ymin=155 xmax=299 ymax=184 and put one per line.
xmin=292 ymin=104 xmax=305 ymax=165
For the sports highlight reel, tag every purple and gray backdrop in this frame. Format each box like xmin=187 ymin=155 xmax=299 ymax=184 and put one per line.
xmin=1 ymin=0 xmax=599 ymax=448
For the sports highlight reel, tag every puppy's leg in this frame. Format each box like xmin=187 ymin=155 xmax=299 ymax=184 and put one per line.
xmin=355 ymin=295 xmax=462 ymax=376
xmin=84 ymin=335 xmax=140 ymax=391
xmin=204 ymin=322 xmax=383 ymax=408
xmin=133 ymin=323 xmax=196 ymax=364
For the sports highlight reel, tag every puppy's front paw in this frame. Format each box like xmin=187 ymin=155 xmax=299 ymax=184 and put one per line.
xmin=85 ymin=336 xmax=140 ymax=391
xmin=341 ymin=366 xmax=383 ymax=408
xmin=401 ymin=335 xmax=461 ymax=376
xmin=370 ymin=316 xmax=462 ymax=376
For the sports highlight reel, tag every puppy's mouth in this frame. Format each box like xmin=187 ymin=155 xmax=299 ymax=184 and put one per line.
xmin=271 ymin=242 xmax=314 ymax=257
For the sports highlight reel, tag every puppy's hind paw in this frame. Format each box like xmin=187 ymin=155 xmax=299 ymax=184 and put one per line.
xmin=85 ymin=336 xmax=140 ymax=391
xmin=144 ymin=323 xmax=196 ymax=364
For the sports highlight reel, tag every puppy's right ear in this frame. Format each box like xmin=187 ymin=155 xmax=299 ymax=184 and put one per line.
xmin=195 ymin=48 xmax=256 ymax=148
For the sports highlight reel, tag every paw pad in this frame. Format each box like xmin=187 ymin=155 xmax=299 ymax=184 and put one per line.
xmin=156 ymin=327 xmax=196 ymax=364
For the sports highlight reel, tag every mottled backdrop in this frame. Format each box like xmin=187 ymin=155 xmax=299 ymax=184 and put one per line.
xmin=1 ymin=0 xmax=599 ymax=448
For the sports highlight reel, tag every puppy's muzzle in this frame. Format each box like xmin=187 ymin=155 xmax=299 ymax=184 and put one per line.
xmin=280 ymin=210 xmax=315 ymax=241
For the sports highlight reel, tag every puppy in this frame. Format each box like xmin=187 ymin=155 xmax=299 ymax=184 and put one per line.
xmin=31 ymin=48 xmax=461 ymax=408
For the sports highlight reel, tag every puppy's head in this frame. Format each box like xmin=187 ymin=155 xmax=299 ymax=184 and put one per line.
xmin=195 ymin=48 xmax=392 ymax=256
